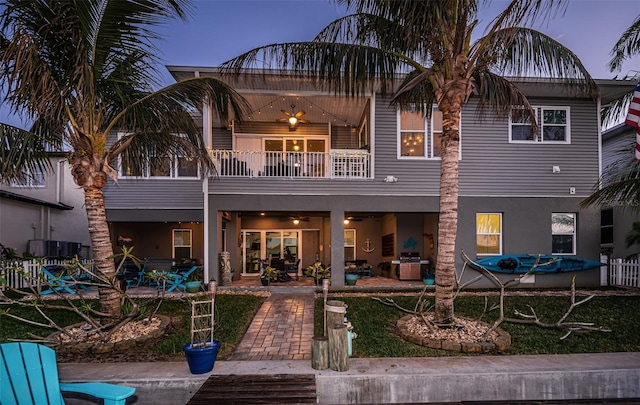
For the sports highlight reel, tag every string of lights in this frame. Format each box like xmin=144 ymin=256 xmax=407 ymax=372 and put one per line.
xmin=245 ymin=94 xmax=354 ymax=127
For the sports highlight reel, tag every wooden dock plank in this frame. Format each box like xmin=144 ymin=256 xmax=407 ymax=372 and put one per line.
xmin=186 ymin=374 xmax=317 ymax=405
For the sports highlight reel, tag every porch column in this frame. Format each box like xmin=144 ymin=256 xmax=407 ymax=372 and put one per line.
xmin=207 ymin=202 xmax=220 ymax=283
xmin=199 ymin=69 xmax=215 ymax=281
xmin=330 ymin=209 xmax=345 ymax=287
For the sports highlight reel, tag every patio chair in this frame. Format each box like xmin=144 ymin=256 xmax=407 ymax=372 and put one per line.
xmin=116 ymin=258 xmax=146 ymax=290
xmin=162 ymin=263 xmax=201 ymax=292
xmin=41 ymin=265 xmax=89 ymax=295
xmin=285 ymin=259 xmax=301 ymax=280
xmin=0 ymin=342 xmax=135 ymax=405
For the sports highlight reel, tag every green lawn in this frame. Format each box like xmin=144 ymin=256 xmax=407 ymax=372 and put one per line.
xmin=0 ymin=293 xmax=265 ymax=360
xmin=1 ymin=292 xmax=638 ymax=362
xmin=315 ymin=294 xmax=640 ymax=357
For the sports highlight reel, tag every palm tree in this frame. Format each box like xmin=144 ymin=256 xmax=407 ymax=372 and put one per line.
xmin=625 ymin=221 xmax=640 ymax=259
xmin=0 ymin=0 xmax=247 ymax=319
xmin=582 ymin=13 xmax=640 ymax=210
xmin=223 ymin=0 xmax=597 ymax=325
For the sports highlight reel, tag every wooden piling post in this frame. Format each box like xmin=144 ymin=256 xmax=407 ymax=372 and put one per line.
xmin=328 ymin=324 xmax=349 ymax=372
xmin=326 ymin=300 xmax=346 ymax=331
xmin=311 ymin=336 xmax=329 ymax=370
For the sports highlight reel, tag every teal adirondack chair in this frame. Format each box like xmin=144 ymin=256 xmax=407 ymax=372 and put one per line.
xmin=163 ymin=264 xmax=200 ymax=292
xmin=41 ymin=265 xmax=90 ymax=295
xmin=0 ymin=342 xmax=135 ymax=405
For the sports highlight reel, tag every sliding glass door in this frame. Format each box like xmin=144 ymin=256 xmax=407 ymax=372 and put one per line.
xmin=242 ymin=230 xmax=300 ymax=275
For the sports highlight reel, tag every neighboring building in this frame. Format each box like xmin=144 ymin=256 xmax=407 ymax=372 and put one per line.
xmin=103 ymin=69 xmax=635 ymax=287
xmin=600 ymin=123 xmax=640 ymax=259
xmin=0 ymin=153 xmax=91 ymax=259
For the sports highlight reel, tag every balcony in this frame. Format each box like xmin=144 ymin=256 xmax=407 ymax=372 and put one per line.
xmin=210 ymin=149 xmax=371 ymax=179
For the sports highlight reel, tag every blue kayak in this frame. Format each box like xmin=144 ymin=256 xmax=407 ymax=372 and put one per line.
xmin=470 ymin=254 xmax=605 ymax=274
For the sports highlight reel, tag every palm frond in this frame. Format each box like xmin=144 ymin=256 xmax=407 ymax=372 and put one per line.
xmin=484 ymin=0 xmax=568 ymax=34
xmin=313 ymin=11 xmax=430 ymax=61
xmin=580 ymin=160 xmax=640 ymax=212
xmin=609 ymin=13 xmax=640 ymax=73
xmin=601 ymin=89 xmax=634 ymax=128
xmin=625 ymin=221 xmax=640 ymax=248
xmin=471 ymin=70 xmax=536 ymax=123
xmin=221 ymin=42 xmax=407 ymax=97
xmin=390 ymin=69 xmax=437 ymax=115
xmin=0 ymin=123 xmax=52 ymax=184
xmin=476 ymin=27 xmax=597 ymax=99
xmin=105 ymin=76 xmax=250 ymax=176
xmin=85 ymin=0 xmax=192 ymax=90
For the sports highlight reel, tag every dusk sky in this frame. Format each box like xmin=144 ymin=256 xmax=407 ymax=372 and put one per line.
xmin=1 ymin=0 xmax=639 ymax=128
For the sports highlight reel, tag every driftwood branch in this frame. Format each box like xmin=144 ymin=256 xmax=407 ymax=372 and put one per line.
xmin=0 ymin=247 xmax=162 ymax=345
xmin=372 ymin=287 xmax=437 ymax=333
xmin=459 ymin=250 xmax=611 ymax=340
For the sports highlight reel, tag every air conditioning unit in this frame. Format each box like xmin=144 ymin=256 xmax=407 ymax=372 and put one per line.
xmin=27 ymin=239 xmax=46 ymax=257
xmin=60 ymin=241 xmax=82 ymax=258
xmin=28 ymin=239 xmax=60 ymax=257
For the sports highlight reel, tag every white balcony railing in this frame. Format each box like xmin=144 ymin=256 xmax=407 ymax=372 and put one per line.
xmin=210 ymin=149 xmax=371 ymax=179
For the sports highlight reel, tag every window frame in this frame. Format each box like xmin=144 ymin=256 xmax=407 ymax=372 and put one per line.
xmin=476 ymin=213 xmax=503 ymax=256
xmin=551 ymin=213 xmax=576 ymax=255
xmin=11 ymin=168 xmax=46 ymax=188
xmin=600 ymin=208 xmax=614 ymax=246
xmin=172 ymin=229 xmax=192 ymax=261
xmin=509 ymin=106 xmax=571 ymax=144
xmin=397 ymin=106 xmax=460 ymax=160
xmin=397 ymin=107 xmax=428 ymax=159
xmin=344 ymin=228 xmax=356 ymax=261
xmin=117 ymin=132 xmax=200 ymax=179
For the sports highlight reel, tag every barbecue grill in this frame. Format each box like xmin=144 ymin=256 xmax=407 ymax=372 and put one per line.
xmin=398 ymin=252 xmax=421 ymax=280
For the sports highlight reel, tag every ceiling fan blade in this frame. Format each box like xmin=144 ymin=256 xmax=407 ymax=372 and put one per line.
xmin=281 ymin=110 xmax=292 ymax=117
xmin=294 ymin=110 xmax=306 ymax=118
xmin=298 ymin=119 xmax=310 ymax=124
xmin=276 ymin=118 xmax=289 ymax=122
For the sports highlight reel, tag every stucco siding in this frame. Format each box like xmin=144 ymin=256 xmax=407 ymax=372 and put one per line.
xmin=458 ymin=196 xmax=601 ymax=287
xmin=0 ymin=158 xmax=90 ymax=256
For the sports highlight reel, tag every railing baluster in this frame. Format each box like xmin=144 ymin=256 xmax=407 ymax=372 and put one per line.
xmin=209 ymin=149 xmax=371 ymax=179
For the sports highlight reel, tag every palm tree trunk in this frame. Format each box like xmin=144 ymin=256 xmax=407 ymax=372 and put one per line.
xmin=434 ymin=104 xmax=462 ymax=326
xmin=84 ymin=184 xmax=121 ymax=319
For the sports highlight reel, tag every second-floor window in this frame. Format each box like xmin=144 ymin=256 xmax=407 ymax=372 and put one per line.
xmin=118 ymin=134 xmax=199 ymax=179
xmin=11 ymin=168 xmax=45 ymax=188
xmin=398 ymin=106 xmax=448 ymax=159
xmin=510 ymin=106 xmax=570 ymax=143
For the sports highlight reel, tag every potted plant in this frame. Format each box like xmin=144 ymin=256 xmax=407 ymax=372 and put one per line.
xmin=185 ymin=270 xmax=203 ymax=293
xmin=183 ymin=283 xmax=220 ymax=374
xmin=260 ymin=266 xmax=279 ymax=286
xmin=422 ymin=259 xmax=435 ymax=285
xmin=306 ymin=262 xmax=331 ymax=286
xmin=345 ymin=263 xmax=358 ymax=286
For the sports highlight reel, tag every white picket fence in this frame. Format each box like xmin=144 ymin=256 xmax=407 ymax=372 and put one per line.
xmin=0 ymin=259 xmax=92 ymax=290
xmin=609 ymin=258 xmax=640 ymax=288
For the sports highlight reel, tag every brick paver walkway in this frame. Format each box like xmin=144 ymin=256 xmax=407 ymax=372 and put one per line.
xmin=228 ymin=292 xmax=315 ymax=361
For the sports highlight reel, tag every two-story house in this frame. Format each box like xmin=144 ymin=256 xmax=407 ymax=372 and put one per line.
xmin=103 ymin=68 xmax=634 ymax=287
xmin=0 ymin=152 xmax=91 ymax=259
xmin=600 ymin=123 xmax=640 ymax=259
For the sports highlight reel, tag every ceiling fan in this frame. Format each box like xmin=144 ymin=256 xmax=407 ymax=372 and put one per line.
xmin=277 ymin=104 xmax=309 ymax=130
xmin=281 ymin=216 xmax=310 ymax=224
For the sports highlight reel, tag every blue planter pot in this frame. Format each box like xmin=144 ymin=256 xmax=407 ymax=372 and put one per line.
xmin=185 ymin=281 xmax=202 ymax=293
xmin=423 ymin=274 xmax=435 ymax=285
xmin=183 ymin=339 xmax=220 ymax=374
xmin=345 ymin=273 xmax=358 ymax=286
